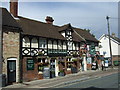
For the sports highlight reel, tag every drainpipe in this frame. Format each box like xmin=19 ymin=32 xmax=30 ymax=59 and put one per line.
xmin=0 ymin=24 xmax=3 ymax=87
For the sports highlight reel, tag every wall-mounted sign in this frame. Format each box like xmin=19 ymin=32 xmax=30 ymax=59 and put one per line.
xmin=27 ymin=59 xmax=34 ymax=70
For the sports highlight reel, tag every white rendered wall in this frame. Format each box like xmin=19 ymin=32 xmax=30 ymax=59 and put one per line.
xmin=99 ymin=36 xmax=119 ymax=57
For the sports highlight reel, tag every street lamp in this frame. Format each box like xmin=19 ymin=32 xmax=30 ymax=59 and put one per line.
xmin=106 ymin=16 xmax=113 ymax=68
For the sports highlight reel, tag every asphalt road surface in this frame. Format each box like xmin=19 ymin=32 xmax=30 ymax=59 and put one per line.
xmin=55 ymin=73 xmax=119 ymax=89
xmin=2 ymin=68 xmax=119 ymax=90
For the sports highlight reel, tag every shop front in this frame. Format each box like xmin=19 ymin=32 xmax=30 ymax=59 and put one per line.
xmin=22 ymin=56 xmax=51 ymax=82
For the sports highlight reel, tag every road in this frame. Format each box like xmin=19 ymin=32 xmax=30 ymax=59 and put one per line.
xmin=2 ymin=67 xmax=119 ymax=90
xmin=55 ymin=73 xmax=118 ymax=88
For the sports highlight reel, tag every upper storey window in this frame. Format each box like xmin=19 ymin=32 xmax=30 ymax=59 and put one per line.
xmin=31 ymin=38 xmax=38 ymax=48
xmin=22 ymin=37 xmax=30 ymax=47
xmin=39 ymin=38 xmax=46 ymax=48
xmin=66 ymin=30 xmax=72 ymax=36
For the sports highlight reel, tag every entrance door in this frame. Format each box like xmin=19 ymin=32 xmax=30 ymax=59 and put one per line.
xmin=7 ymin=60 xmax=16 ymax=84
xmin=50 ymin=59 xmax=55 ymax=78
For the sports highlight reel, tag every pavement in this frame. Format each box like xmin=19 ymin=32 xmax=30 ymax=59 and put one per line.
xmin=2 ymin=67 xmax=119 ymax=89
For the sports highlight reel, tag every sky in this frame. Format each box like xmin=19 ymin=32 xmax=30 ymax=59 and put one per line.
xmin=0 ymin=0 xmax=118 ymax=39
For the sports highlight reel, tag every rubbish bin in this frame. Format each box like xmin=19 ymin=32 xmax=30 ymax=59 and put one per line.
xmin=2 ymin=74 xmax=6 ymax=87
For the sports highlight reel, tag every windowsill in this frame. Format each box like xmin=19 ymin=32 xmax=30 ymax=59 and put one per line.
xmin=38 ymin=71 xmax=43 ymax=74
xmin=67 ymin=68 xmax=71 ymax=70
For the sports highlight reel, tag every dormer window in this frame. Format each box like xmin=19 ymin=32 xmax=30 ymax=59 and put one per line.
xmin=66 ymin=30 xmax=71 ymax=36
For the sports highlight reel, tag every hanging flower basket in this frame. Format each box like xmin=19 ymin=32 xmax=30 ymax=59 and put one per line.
xmin=72 ymin=58 xmax=78 ymax=62
xmin=38 ymin=51 xmax=44 ymax=56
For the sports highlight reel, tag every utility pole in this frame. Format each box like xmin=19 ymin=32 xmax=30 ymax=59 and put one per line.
xmin=106 ymin=16 xmax=113 ymax=68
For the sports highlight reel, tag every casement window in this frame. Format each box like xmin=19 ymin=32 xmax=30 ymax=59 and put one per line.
xmin=39 ymin=38 xmax=46 ymax=48
xmin=48 ymin=40 xmax=52 ymax=49
xmin=66 ymin=30 xmax=71 ymax=36
xmin=63 ymin=42 xmax=67 ymax=49
xmin=22 ymin=37 xmax=30 ymax=47
xmin=76 ymin=43 xmax=79 ymax=50
xmin=58 ymin=41 xmax=62 ymax=49
xmin=31 ymin=38 xmax=38 ymax=48
xmin=53 ymin=41 xmax=57 ymax=49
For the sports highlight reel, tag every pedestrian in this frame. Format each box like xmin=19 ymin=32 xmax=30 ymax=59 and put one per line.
xmin=101 ymin=60 xmax=104 ymax=71
xmin=101 ymin=55 xmax=104 ymax=71
xmin=96 ymin=52 xmax=101 ymax=70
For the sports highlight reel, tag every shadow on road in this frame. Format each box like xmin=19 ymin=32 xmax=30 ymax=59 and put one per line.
xmin=80 ymin=86 xmax=118 ymax=90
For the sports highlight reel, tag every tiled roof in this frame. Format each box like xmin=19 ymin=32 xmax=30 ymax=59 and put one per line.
xmin=106 ymin=34 xmax=120 ymax=43
xmin=17 ymin=16 xmax=85 ymax=42
xmin=1 ymin=7 xmax=21 ymax=32
xmin=17 ymin=16 xmax=66 ymax=40
xmin=73 ymin=27 xmax=99 ymax=42
xmin=1 ymin=7 xmax=98 ymax=42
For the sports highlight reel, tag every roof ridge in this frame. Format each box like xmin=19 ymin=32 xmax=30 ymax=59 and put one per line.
xmin=17 ymin=16 xmax=60 ymax=28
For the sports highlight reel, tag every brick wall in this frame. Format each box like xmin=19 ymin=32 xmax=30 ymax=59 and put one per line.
xmin=22 ymin=57 xmax=43 ymax=82
xmin=2 ymin=31 xmax=20 ymax=83
xmin=112 ymin=55 xmax=120 ymax=61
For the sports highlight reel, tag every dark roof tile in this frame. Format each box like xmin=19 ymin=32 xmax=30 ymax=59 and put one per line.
xmin=1 ymin=7 xmax=21 ymax=32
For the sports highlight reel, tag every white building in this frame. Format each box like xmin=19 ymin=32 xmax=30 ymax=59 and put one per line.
xmin=99 ymin=33 xmax=120 ymax=61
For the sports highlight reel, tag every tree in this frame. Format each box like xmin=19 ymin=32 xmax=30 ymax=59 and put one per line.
xmin=84 ymin=29 xmax=95 ymax=37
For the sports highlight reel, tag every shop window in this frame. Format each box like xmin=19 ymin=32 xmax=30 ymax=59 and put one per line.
xmin=27 ymin=59 xmax=34 ymax=70
xmin=38 ymin=58 xmax=49 ymax=72
xmin=66 ymin=58 xmax=72 ymax=70
xmin=38 ymin=65 xmax=44 ymax=72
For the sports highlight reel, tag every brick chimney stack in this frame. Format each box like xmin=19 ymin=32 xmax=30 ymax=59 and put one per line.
xmin=45 ymin=16 xmax=54 ymax=24
xmin=112 ymin=33 xmax=115 ymax=37
xmin=10 ymin=0 xmax=18 ymax=17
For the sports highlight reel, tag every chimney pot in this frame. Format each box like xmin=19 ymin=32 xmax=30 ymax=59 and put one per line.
xmin=10 ymin=0 xmax=18 ymax=17
xmin=45 ymin=16 xmax=54 ymax=24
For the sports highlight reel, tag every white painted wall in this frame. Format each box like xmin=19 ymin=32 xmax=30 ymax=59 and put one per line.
xmin=99 ymin=35 xmax=119 ymax=57
xmin=61 ymin=32 xmax=65 ymax=37
xmin=72 ymin=43 xmax=75 ymax=50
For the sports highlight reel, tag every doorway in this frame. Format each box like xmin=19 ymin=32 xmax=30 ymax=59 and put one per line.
xmin=7 ymin=60 xmax=16 ymax=84
xmin=50 ymin=59 xmax=55 ymax=78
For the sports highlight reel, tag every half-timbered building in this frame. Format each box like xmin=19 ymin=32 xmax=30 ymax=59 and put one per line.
xmin=1 ymin=0 xmax=99 ymax=83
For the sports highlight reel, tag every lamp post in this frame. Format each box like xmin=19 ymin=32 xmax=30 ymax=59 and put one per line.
xmin=106 ymin=16 xmax=113 ymax=68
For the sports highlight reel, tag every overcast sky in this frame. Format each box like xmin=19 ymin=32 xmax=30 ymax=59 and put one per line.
xmin=1 ymin=1 xmax=118 ymax=39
